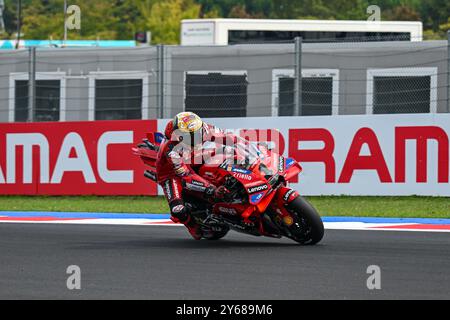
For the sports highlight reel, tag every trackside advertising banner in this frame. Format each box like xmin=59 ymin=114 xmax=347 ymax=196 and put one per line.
xmin=0 ymin=114 xmax=449 ymax=196
xmin=161 ymin=114 xmax=449 ymax=196
xmin=0 ymin=120 xmax=158 ymax=195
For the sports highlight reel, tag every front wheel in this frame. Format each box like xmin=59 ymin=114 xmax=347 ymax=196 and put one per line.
xmin=202 ymin=226 xmax=230 ymax=240
xmin=286 ymin=196 xmax=324 ymax=245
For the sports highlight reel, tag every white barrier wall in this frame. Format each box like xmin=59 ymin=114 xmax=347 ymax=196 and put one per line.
xmin=158 ymin=114 xmax=450 ymax=196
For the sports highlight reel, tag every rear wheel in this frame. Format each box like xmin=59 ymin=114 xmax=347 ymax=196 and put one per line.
xmin=286 ymin=196 xmax=324 ymax=245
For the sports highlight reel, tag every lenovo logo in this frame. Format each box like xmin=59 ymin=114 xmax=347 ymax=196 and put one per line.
xmin=247 ymin=184 xmax=268 ymax=194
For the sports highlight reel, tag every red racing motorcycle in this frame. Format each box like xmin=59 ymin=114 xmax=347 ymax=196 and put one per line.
xmin=134 ymin=132 xmax=324 ymax=245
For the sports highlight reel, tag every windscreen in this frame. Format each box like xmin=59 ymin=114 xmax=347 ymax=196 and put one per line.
xmin=201 ymin=137 xmax=261 ymax=169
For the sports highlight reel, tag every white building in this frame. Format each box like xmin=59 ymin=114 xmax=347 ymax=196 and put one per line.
xmin=181 ymin=19 xmax=423 ymax=45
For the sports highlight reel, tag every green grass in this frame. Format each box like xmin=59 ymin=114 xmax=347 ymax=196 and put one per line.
xmin=0 ymin=196 xmax=169 ymax=214
xmin=307 ymin=196 xmax=450 ymax=218
xmin=0 ymin=195 xmax=449 ymax=218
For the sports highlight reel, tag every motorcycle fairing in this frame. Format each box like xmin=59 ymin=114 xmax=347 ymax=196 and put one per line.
xmin=284 ymin=157 xmax=302 ymax=181
xmin=147 ymin=131 xmax=165 ymax=146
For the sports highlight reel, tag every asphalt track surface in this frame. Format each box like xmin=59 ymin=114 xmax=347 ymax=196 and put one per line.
xmin=1 ymin=223 xmax=450 ymax=300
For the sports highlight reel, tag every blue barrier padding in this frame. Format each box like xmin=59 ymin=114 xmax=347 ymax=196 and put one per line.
xmin=322 ymin=216 xmax=450 ymax=225
xmin=0 ymin=211 xmax=171 ymax=219
xmin=1 ymin=212 xmax=449 ymax=225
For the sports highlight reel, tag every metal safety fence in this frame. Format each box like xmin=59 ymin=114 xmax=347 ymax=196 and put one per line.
xmin=0 ymin=32 xmax=449 ymax=123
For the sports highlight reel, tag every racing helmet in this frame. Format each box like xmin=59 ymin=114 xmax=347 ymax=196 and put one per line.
xmin=164 ymin=112 xmax=204 ymax=147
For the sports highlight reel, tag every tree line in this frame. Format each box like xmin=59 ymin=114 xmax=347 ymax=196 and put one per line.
xmin=1 ymin=0 xmax=449 ymax=44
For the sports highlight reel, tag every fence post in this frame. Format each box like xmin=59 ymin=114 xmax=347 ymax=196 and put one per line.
xmin=447 ymin=30 xmax=450 ymax=113
xmin=294 ymin=37 xmax=302 ymax=116
xmin=28 ymin=46 xmax=36 ymax=122
xmin=63 ymin=0 xmax=68 ymax=46
xmin=157 ymin=44 xmax=165 ymax=119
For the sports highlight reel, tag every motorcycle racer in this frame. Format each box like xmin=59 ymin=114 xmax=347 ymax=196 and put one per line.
xmin=155 ymin=112 xmax=239 ymax=240
xmin=134 ymin=112 xmax=324 ymax=245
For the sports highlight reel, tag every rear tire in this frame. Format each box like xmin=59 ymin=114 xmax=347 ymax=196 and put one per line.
xmin=288 ymin=196 xmax=324 ymax=245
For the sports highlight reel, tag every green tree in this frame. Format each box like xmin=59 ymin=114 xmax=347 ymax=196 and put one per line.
xmin=229 ymin=4 xmax=265 ymax=19
xmin=196 ymin=0 xmax=271 ymax=18
xmin=2 ymin=0 xmax=448 ymax=43
xmin=229 ymin=5 xmax=253 ymax=19
xmin=20 ymin=0 xmax=65 ymax=40
xmin=424 ymin=17 xmax=450 ymax=40
xmin=419 ymin=0 xmax=450 ymax=31
xmin=384 ymin=4 xmax=421 ymax=21
xmin=327 ymin=0 xmax=368 ymax=20
xmin=141 ymin=0 xmax=201 ymax=44
xmin=271 ymin=0 xmax=367 ymax=20
xmin=2 ymin=0 xmax=41 ymax=38
xmin=113 ymin=0 xmax=148 ymax=40
xmin=21 ymin=0 xmax=120 ymax=40
xmin=197 ymin=0 xmax=241 ymax=17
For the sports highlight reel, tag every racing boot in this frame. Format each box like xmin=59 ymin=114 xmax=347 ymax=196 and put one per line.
xmin=184 ymin=216 xmax=203 ymax=240
xmin=170 ymin=204 xmax=203 ymax=240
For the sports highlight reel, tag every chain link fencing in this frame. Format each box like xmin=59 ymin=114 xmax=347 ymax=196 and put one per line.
xmin=0 ymin=32 xmax=449 ymax=123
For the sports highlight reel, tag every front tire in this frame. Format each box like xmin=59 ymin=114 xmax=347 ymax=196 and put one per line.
xmin=203 ymin=227 xmax=230 ymax=240
xmin=287 ymin=196 xmax=324 ymax=245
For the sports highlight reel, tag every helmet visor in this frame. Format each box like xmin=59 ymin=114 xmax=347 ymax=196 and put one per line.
xmin=176 ymin=127 xmax=203 ymax=148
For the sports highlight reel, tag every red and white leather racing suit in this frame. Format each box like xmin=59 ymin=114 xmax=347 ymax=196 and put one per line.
xmin=156 ymin=123 xmax=239 ymax=239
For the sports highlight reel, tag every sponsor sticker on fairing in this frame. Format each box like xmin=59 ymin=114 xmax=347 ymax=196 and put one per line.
xmin=250 ymin=192 xmax=264 ymax=203
xmin=232 ymin=172 xmax=252 ymax=181
xmin=217 ymin=206 xmax=238 ymax=215
xmin=154 ymin=132 xmax=165 ymax=144
xmin=231 ymin=167 xmax=252 ymax=174
xmin=283 ymin=189 xmax=295 ymax=201
xmin=247 ymin=184 xmax=269 ymax=194
xmin=285 ymin=158 xmax=295 ymax=169
xmin=278 ymin=156 xmax=284 ymax=173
